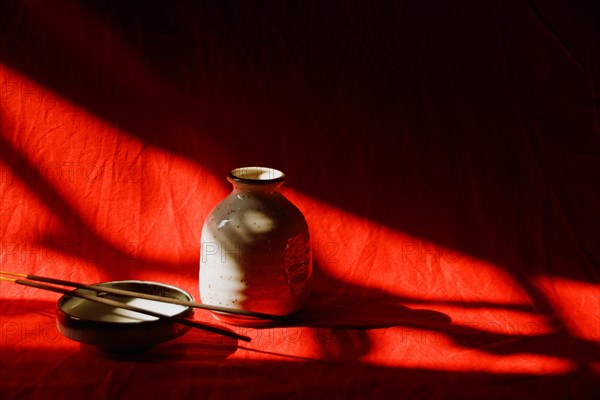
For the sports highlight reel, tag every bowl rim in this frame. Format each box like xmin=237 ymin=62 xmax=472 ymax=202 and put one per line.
xmin=56 ymin=279 xmax=195 ymax=327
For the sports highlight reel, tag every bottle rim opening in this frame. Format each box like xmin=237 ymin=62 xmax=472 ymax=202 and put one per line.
xmin=227 ymin=167 xmax=285 ymax=185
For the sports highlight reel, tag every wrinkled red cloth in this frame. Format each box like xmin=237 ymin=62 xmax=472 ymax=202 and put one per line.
xmin=1 ymin=1 xmax=599 ymax=398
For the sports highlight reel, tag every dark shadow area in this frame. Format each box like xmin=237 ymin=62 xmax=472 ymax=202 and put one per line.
xmin=286 ymin=292 xmax=451 ymax=330
xmin=79 ymin=328 xmax=238 ymax=363
xmin=0 ymin=0 xmax=598 ymax=282
xmin=0 ymin=347 xmax=598 ymax=399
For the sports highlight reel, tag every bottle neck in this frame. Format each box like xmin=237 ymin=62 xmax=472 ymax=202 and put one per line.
xmin=231 ymin=181 xmax=283 ymax=194
xmin=227 ymin=167 xmax=285 ymax=194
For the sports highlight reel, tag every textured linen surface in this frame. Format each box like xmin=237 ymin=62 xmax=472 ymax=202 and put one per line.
xmin=0 ymin=1 xmax=599 ymax=399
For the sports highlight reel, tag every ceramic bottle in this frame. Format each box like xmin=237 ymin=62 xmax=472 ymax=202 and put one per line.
xmin=199 ymin=167 xmax=311 ymax=326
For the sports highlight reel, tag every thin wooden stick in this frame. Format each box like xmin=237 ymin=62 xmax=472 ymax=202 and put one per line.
xmin=0 ymin=271 xmax=284 ymax=321
xmin=0 ymin=276 xmax=250 ymax=342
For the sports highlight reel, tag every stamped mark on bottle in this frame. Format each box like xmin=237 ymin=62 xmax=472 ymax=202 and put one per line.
xmin=284 ymin=234 xmax=311 ymax=294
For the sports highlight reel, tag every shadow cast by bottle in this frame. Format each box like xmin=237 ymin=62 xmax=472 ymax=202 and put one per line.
xmin=284 ymin=292 xmax=451 ymax=331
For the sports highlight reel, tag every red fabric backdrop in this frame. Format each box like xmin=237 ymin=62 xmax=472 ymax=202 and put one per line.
xmin=1 ymin=1 xmax=599 ymax=398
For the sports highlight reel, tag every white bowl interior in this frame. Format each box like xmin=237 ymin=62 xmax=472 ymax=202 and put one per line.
xmin=62 ymin=294 xmax=188 ymax=323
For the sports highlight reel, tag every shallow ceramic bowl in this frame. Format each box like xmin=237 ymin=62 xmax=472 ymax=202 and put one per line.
xmin=56 ymin=280 xmax=194 ymax=351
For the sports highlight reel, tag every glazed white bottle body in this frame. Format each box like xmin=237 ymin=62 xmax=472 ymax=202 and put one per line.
xmin=199 ymin=167 xmax=311 ymax=325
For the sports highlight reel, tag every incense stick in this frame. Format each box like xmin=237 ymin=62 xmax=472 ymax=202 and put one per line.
xmin=0 ymin=271 xmax=283 ymax=321
xmin=0 ymin=275 xmax=250 ymax=342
